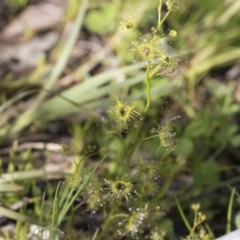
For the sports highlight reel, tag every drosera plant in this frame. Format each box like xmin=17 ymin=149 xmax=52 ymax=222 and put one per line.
xmin=116 ymin=205 xmax=149 ymax=238
xmin=119 ymin=0 xmax=181 ymax=111
xmin=2 ymin=0 xmax=240 ymax=239
xmin=175 ymin=189 xmax=239 ymax=240
xmin=95 ymin=91 xmax=182 ymax=235
xmin=106 ymin=94 xmax=142 ymax=132
xmin=102 ymin=95 xmax=181 ymax=176
xmin=175 ymin=199 xmax=213 ymax=240
xmin=150 ymin=108 xmax=181 ymax=153
xmin=103 ymin=175 xmax=135 ymax=202
xmin=0 ymin=1 xmax=186 ymax=239
xmin=86 ymin=3 xmax=184 ymax=238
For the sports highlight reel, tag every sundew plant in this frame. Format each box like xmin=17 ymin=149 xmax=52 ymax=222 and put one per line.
xmin=2 ymin=0 xmax=229 ymax=240
xmin=76 ymin=1 xmax=188 ymax=239
xmin=2 ymin=1 xmax=183 ymax=240
xmin=127 ymin=0 xmax=181 ymax=112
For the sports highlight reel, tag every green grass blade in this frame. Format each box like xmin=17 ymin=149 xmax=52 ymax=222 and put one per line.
xmin=226 ymin=187 xmax=236 ymax=233
xmin=174 ymin=197 xmax=191 ymax=232
xmin=0 ymin=206 xmax=38 ymax=224
xmin=0 ymin=183 xmax=22 ymax=192
xmin=0 ymin=90 xmax=37 ymax=114
xmin=8 ymin=0 xmax=89 ymax=137
xmin=0 ymin=170 xmax=63 ymax=183
xmin=91 ymin=229 xmax=99 ymax=240
xmin=57 ymin=155 xmax=107 ymax=226
xmin=37 ymin=68 xmax=143 ymax=119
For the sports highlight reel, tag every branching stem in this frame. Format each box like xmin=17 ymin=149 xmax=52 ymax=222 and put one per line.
xmin=158 ymin=0 xmax=163 ymax=25
xmin=158 ymin=10 xmax=171 ymax=29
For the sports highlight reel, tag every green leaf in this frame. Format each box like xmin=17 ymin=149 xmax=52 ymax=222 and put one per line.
xmin=185 ymin=118 xmax=209 ymax=138
xmin=193 ymin=160 xmax=220 ymax=188
xmin=0 ymin=206 xmax=38 ymax=224
xmin=215 ymin=124 xmax=238 ymax=144
xmin=85 ymin=4 xmax=118 ymax=34
xmin=230 ymin=135 xmax=240 ymax=147
xmin=158 ymin=219 xmax=175 ymax=234
xmin=174 ymin=138 xmax=193 ymax=155
xmin=36 ymin=65 xmax=143 ymax=121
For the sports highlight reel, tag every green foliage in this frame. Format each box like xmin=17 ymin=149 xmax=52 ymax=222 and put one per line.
xmin=1 ymin=0 xmax=240 ymax=239
xmin=85 ymin=3 xmax=118 ymax=34
xmin=193 ymin=161 xmax=220 ymax=189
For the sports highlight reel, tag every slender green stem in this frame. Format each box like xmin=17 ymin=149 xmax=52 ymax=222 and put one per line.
xmin=91 ymin=229 xmax=99 ymax=240
xmin=144 ymin=63 xmax=151 ymax=112
xmin=158 ymin=151 xmax=170 ymax=167
xmin=40 ymin=192 xmax=46 ymax=227
xmin=141 ymin=135 xmax=158 ymax=142
xmin=125 ymin=131 xmax=158 ymax=170
xmin=158 ymin=0 xmax=163 ymax=26
xmin=133 ymin=27 xmax=144 ymax=36
xmin=205 ymin=223 xmax=215 ymax=239
xmin=156 ymin=168 xmax=174 ymax=199
xmin=189 ymin=76 xmax=196 ymax=100
xmin=175 ymin=197 xmax=191 ymax=232
xmin=125 ymin=118 xmax=146 ymax=170
xmin=109 ymin=213 xmax=129 ymax=219
xmin=100 ymin=207 xmax=128 ymax=238
xmin=115 ymin=133 xmax=127 ymax=153
xmin=157 ymin=10 xmax=171 ymax=29
xmin=209 ymin=142 xmax=227 ymax=161
xmin=118 ymin=70 xmax=154 ymax=166
xmin=126 ymin=135 xmax=141 ymax=171
xmin=226 ymin=187 xmax=235 ymax=233
xmin=50 ymin=182 xmax=61 ymax=239
xmin=150 ymin=64 xmax=162 ymax=78
xmin=189 ymin=223 xmax=199 ymax=237
xmin=60 ymin=186 xmax=75 ymax=216
xmin=190 ymin=216 xmax=206 ymax=237
xmin=193 ymin=209 xmax=197 ymax=225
